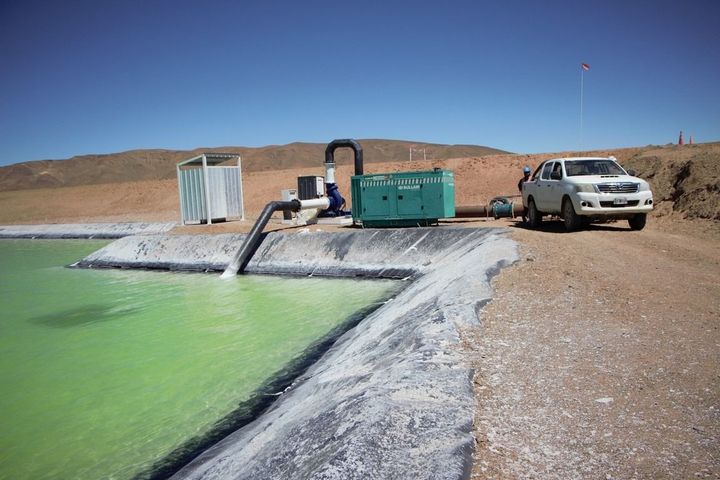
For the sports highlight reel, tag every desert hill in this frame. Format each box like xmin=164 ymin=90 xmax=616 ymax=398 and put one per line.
xmin=0 ymin=140 xmax=508 ymax=191
xmin=0 ymin=141 xmax=718 ymax=226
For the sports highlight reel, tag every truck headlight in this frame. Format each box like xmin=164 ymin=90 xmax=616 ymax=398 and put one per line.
xmin=638 ymin=182 xmax=650 ymax=192
xmin=574 ymin=184 xmax=595 ymax=193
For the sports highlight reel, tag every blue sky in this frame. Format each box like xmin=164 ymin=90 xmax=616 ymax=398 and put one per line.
xmin=1 ymin=0 xmax=718 ymax=166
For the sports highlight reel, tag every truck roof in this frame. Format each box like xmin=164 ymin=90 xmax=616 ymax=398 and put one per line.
xmin=544 ymin=156 xmax=616 ymax=162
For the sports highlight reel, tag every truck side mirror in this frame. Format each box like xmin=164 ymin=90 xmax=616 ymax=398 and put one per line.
xmin=627 ymin=169 xmax=636 ymax=177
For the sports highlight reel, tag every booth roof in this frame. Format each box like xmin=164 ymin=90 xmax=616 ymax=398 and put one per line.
xmin=176 ymin=153 xmax=240 ymax=167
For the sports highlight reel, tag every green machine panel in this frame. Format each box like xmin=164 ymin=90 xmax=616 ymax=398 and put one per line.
xmin=351 ymin=169 xmax=455 ymax=227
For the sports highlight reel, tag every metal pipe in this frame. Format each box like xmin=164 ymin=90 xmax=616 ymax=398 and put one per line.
xmin=325 ymin=139 xmax=364 ymax=176
xmin=221 ymin=199 xmax=301 ymax=278
xmin=454 ymin=204 xmax=523 ymax=219
xmin=454 ymin=205 xmax=490 ymax=218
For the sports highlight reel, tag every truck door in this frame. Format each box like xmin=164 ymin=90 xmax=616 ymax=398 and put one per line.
xmin=545 ymin=162 xmax=564 ymax=213
xmin=534 ymin=161 xmax=555 ymax=211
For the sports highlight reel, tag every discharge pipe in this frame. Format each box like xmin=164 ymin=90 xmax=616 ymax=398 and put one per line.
xmin=223 ymin=139 xmax=362 ymax=277
xmin=221 ymin=198 xmax=330 ymax=278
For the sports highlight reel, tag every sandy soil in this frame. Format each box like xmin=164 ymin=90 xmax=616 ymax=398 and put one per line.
xmin=462 ymin=217 xmax=720 ymax=479
xmin=0 ymin=157 xmax=531 ymax=226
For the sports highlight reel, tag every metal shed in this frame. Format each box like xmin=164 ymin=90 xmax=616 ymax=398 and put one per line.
xmin=176 ymin=153 xmax=245 ymax=225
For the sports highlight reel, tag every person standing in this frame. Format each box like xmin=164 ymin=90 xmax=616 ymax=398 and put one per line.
xmin=518 ymin=166 xmax=531 ymax=222
xmin=518 ymin=165 xmax=531 ymax=193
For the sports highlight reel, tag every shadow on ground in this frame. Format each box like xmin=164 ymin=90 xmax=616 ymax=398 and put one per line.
xmin=510 ymin=219 xmax=632 ymax=234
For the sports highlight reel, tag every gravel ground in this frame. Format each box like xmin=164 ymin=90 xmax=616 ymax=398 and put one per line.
xmin=462 ymin=218 xmax=720 ymax=479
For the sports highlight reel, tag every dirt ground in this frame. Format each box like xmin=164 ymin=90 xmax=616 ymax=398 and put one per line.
xmin=0 ymin=158 xmax=529 ymax=225
xmin=462 ymin=216 xmax=720 ymax=479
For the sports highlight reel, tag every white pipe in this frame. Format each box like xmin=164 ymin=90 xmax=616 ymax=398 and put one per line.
xmin=300 ymin=198 xmax=330 ymax=210
xmin=325 ymin=162 xmax=336 ymax=184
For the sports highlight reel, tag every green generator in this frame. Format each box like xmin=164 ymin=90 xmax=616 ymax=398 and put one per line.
xmin=351 ymin=169 xmax=455 ymax=227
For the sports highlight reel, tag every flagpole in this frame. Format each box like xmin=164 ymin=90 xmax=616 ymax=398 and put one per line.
xmin=580 ymin=66 xmax=584 ymax=149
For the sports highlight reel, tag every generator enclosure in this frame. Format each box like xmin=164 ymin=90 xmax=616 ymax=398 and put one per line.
xmin=351 ymin=169 xmax=455 ymax=227
xmin=297 ymin=176 xmax=325 ymax=200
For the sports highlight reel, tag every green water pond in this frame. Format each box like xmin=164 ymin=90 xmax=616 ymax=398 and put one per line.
xmin=0 ymin=239 xmax=397 ymax=479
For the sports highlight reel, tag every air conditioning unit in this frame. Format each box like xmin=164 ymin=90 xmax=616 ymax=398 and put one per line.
xmin=297 ymin=176 xmax=324 ymax=200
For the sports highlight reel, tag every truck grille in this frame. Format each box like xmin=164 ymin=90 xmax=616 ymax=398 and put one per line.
xmin=597 ymin=182 xmax=639 ymax=193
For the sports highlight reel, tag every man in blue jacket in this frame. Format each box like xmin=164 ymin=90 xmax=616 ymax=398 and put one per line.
xmin=518 ymin=166 xmax=531 ymax=222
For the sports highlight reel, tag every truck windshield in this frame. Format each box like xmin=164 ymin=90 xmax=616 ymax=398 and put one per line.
xmin=565 ymin=160 xmax=626 ymax=176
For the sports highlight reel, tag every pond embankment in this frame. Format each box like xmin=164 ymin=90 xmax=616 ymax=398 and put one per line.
xmin=74 ymin=227 xmax=516 ymax=479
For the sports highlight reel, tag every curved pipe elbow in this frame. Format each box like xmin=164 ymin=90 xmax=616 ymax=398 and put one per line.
xmin=325 ymin=139 xmax=364 ymax=176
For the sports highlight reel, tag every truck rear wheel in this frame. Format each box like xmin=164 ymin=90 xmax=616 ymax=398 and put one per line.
xmin=527 ymin=198 xmax=542 ymax=228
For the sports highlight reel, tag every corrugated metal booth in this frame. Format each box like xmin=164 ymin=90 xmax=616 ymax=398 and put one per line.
xmin=176 ymin=153 xmax=245 ymax=225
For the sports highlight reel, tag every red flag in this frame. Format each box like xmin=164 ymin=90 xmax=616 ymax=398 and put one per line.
xmin=581 ymin=63 xmax=590 ymax=71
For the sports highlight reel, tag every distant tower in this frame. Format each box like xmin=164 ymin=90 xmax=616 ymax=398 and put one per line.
xmin=678 ymin=131 xmax=684 ymax=145
xmin=689 ymin=135 xmax=694 ymax=145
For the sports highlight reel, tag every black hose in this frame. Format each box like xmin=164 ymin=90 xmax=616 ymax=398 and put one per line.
xmin=224 ymin=199 xmax=300 ymax=276
xmin=325 ymin=139 xmax=364 ymax=176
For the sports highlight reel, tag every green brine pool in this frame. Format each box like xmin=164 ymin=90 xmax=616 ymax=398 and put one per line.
xmin=0 ymin=239 xmax=398 ymax=479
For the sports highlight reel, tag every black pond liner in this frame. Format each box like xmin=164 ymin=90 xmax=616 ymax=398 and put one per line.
xmin=132 ymin=282 xmax=406 ymax=480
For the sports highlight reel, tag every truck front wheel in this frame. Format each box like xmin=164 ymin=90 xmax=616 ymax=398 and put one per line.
xmin=628 ymin=213 xmax=647 ymax=231
xmin=562 ymin=197 xmax=581 ymax=232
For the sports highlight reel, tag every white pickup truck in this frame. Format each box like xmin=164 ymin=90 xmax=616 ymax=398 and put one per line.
xmin=521 ymin=156 xmax=654 ymax=231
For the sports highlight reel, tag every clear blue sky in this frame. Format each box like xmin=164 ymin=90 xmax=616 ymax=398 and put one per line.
xmin=1 ymin=0 xmax=718 ymax=165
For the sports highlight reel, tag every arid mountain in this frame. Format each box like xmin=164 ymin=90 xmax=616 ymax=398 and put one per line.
xmin=0 ymin=140 xmax=508 ymax=191
xmin=1 ymin=142 xmax=718 ymax=225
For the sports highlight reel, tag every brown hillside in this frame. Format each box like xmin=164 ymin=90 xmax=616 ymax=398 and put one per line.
xmin=0 ymin=140 xmax=508 ymax=191
xmin=1 ymin=142 xmax=718 ymax=226
xmin=622 ymin=143 xmax=720 ymax=221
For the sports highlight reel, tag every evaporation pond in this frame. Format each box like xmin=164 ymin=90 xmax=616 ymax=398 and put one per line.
xmin=0 ymin=239 xmax=399 ymax=479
